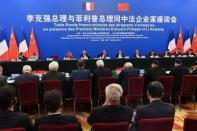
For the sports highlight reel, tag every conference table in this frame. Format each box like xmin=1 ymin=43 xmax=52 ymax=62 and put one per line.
xmin=1 ymin=56 xmax=197 ymax=76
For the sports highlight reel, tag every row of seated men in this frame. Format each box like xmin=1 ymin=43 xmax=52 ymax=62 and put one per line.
xmin=17 ymin=48 xmax=196 ymax=61
xmin=0 ymin=82 xmax=175 ymax=131
xmin=0 ymin=58 xmax=196 ymax=105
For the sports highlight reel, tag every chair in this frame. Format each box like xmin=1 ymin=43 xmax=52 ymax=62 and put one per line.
xmin=157 ymin=76 xmax=174 ymax=102
xmin=38 ymin=124 xmax=78 ymax=131
xmin=183 ymin=117 xmax=197 ymax=131
xmin=73 ymin=80 xmax=92 ymax=112
xmin=139 ymin=118 xmax=174 ymax=131
xmin=43 ymin=80 xmax=62 ymax=92
xmin=177 ymin=75 xmax=197 ymax=110
xmin=0 ymin=128 xmax=25 ymax=131
xmin=125 ymin=77 xmax=144 ymax=106
xmin=92 ymin=122 xmax=129 ymax=131
xmin=97 ymin=77 xmax=115 ymax=105
xmin=17 ymin=81 xmax=40 ymax=114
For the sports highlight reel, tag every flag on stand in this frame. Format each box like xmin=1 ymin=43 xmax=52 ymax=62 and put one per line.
xmin=183 ymin=30 xmax=191 ymax=53
xmin=8 ymin=29 xmax=19 ymax=60
xmin=191 ymin=28 xmax=197 ymax=56
xmin=29 ymin=28 xmax=39 ymax=57
xmin=82 ymin=2 xmax=94 ymax=11
xmin=167 ymin=30 xmax=176 ymax=53
xmin=117 ymin=2 xmax=129 ymax=12
xmin=0 ymin=28 xmax=9 ymax=61
xmin=19 ymin=28 xmax=29 ymax=58
xmin=176 ymin=28 xmax=184 ymax=54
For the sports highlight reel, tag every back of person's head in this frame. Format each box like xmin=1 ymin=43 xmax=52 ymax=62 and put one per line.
xmin=22 ymin=65 xmax=32 ymax=73
xmin=105 ymin=83 xmax=123 ymax=104
xmin=96 ymin=59 xmax=104 ymax=68
xmin=175 ymin=59 xmax=182 ymax=66
xmin=0 ymin=86 xmax=16 ymax=111
xmin=49 ymin=61 xmax=59 ymax=72
xmin=151 ymin=60 xmax=159 ymax=67
xmin=0 ymin=65 xmax=3 ymax=75
xmin=44 ymin=89 xmax=62 ymax=113
xmin=147 ymin=81 xmax=164 ymax=99
xmin=124 ymin=62 xmax=133 ymax=69
xmin=77 ymin=59 xmax=85 ymax=69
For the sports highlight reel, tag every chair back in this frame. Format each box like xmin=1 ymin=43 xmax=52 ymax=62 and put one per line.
xmin=183 ymin=117 xmax=197 ymax=131
xmin=98 ymin=77 xmax=115 ymax=99
xmin=180 ymin=75 xmax=197 ymax=96
xmin=126 ymin=77 xmax=144 ymax=100
xmin=73 ymin=80 xmax=91 ymax=102
xmin=17 ymin=81 xmax=38 ymax=105
xmin=39 ymin=124 xmax=77 ymax=131
xmin=157 ymin=76 xmax=174 ymax=97
xmin=92 ymin=122 xmax=129 ymax=131
xmin=0 ymin=128 xmax=25 ymax=131
xmin=43 ymin=80 xmax=62 ymax=92
xmin=139 ymin=117 xmax=174 ymax=131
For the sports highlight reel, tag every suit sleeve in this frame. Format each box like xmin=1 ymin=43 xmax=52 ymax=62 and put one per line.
xmin=87 ymin=110 xmax=96 ymax=125
xmin=21 ymin=114 xmax=34 ymax=131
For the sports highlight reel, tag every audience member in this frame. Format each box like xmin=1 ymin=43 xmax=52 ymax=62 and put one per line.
xmin=0 ymin=86 xmax=33 ymax=131
xmin=87 ymin=84 xmax=133 ymax=126
xmin=119 ymin=62 xmax=140 ymax=96
xmin=0 ymin=65 xmax=7 ymax=87
xmin=34 ymin=89 xmax=82 ymax=131
xmin=132 ymin=81 xmax=175 ymax=131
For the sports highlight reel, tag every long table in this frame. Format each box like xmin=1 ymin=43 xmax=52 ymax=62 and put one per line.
xmin=1 ymin=57 xmax=197 ymax=76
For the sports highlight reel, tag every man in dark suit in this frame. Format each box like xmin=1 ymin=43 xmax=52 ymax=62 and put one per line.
xmin=0 ymin=65 xmax=7 ymax=87
xmin=119 ymin=62 xmax=140 ymax=96
xmin=34 ymin=89 xmax=82 ymax=131
xmin=169 ymin=59 xmax=189 ymax=103
xmin=132 ymin=81 xmax=175 ymax=131
xmin=97 ymin=50 xmax=109 ymax=59
xmin=115 ymin=50 xmax=125 ymax=58
xmin=87 ymin=84 xmax=133 ymax=126
xmin=71 ymin=59 xmax=90 ymax=80
xmin=132 ymin=49 xmax=141 ymax=58
xmin=0 ymin=86 xmax=33 ymax=131
xmin=92 ymin=59 xmax=112 ymax=106
xmin=80 ymin=50 xmax=90 ymax=59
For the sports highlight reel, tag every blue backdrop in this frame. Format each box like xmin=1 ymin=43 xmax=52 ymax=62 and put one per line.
xmin=0 ymin=0 xmax=197 ymax=59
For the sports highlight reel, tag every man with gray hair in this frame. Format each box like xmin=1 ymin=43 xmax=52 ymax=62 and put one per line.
xmin=119 ymin=62 xmax=140 ymax=96
xmin=92 ymin=59 xmax=112 ymax=106
xmin=87 ymin=83 xmax=133 ymax=125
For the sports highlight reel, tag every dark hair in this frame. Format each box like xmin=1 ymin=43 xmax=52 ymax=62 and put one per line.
xmin=44 ymin=89 xmax=62 ymax=112
xmin=175 ymin=59 xmax=182 ymax=65
xmin=77 ymin=59 xmax=85 ymax=68
xmin=152 ymin=60 xmax=159 ymax=66
xmin=147 ymin=81 xmax=164 ymax=98
xmin=0 ymin=86 xmax=16 ymax=111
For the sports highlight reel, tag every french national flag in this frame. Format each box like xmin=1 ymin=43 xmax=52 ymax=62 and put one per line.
xmin=19 ymin=30 xmax=29 ymax=58
xmin=82 ymin=2 xmax=94 ymax=11
xmin=168 ymin=30 xmax=176 ymax=53
xmin=183 ymin=30 xmax=191 ymax=53
xmin=0 ymin=28 xmax=9 ymax=61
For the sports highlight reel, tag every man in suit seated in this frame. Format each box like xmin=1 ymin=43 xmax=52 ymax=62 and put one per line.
xmin=17 ymin=52 xmax=27 ymax=61
xmin=163 ymin=49 xmax=171 ymax=57
xmin=92 ymin=59 xmax=112 ymax=106
xmin=34 ymin=89 xmax=82 ymax=131
xmin=0 ymin=65 xmax=7 ymax=87
xmin=87 ymin=83 xmax=133 ymax=126
xmin=174 ymin=49 xmax=182 ymax=57
xmin=119 ymin=62 xmax=140 ymax=96
xmin=169 ymin=59 xmax=189 ymax=103
xmin=97 ymin=50 xmax=109 ymax=59
xmin=147 ymin=50 xmax=157 ymax=58
xmin=71 ymin=59 xmax=90 ymax=80
xmin=132 ymin=49 xmax=141 ymax=58
xmin=115 ymin=50 xmax=125 ymax=59
xmin=0 ymin=86 xmax=33 ymax=131
xmin=132 ymin=81 xmax=175 ymax=131
xmin=80 ymin=50 xmax=90 ymax=59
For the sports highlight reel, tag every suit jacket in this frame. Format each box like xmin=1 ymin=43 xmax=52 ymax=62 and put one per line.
xmin=119 ymin=68 xmax=140 ymax=95
xmin=71 ymin=69 xmax=90 ymax=80
xmin=97 ymin=53 xmax=109 ymax=59
xmin=80 ymin=53 xmax=90 ymax=59
xmin=0 ymin=75 xmax=7 ymax=87
xmin=42 ymin=71 xmax=65 ymax=84
xmin=169 ymin=65 xmax=189 ymax=92
xmin=0 ymin=110 xmax=33 ymax=131
xmin=134 ymin=100 xmax=175 ymax=131
xmin=132 ymin=53 xmax=141 ymax=58
xmin=34 ymin=114 xmax=82 ymax=131
xmin=15 ymin=73 xmax=39 ymax=83
xmin=87 ymin=105 xmax=133 ymax=125
xmin=115 ymin=52 xmax=125 ymax=58
xmin=144 ymin=66 xmax=166 ymax=86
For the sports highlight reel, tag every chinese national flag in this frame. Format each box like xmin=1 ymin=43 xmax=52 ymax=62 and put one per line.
xmin=191 ymin=30 xmax=197 ymax=56
xmin=176 ymin=29 xmax=184 ymax=54
xmin=29 ymin=28 xmax=39 ymax=58
xmin=8 ymin=30 xmax=19 ymax=60
xmin=118 ymin=3 xmax=129 ymax=12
